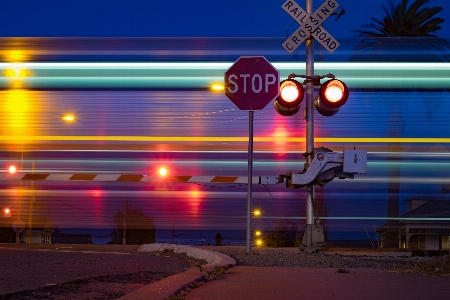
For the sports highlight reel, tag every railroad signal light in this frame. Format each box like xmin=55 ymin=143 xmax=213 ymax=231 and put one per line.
xmin=314 ymin=79 xmax=349 ymax=117
xmin=273 ymin=79 xmax=304 ymax=116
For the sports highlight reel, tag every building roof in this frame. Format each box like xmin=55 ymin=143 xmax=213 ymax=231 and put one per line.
xmin=400 ymin=200 xmax=450 ymax=220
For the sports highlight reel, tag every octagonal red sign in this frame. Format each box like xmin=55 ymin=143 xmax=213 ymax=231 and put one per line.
xmin=224 ymin=56 xmax=279 ymax=110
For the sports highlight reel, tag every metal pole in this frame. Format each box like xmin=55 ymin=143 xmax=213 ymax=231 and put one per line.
xmin=305 ymin=0 xmax=315 ymax=247
xmin=122 ymin=183 xmax=126 ymax=245
xmin=16 ymin=150 xmax=23 ymax=243
xmin=246 ymin=110 xmax=254 ymax=254
xmin=28 ymin=161 xmax=35 ymax=244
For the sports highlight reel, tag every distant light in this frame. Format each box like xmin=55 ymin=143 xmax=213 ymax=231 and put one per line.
xmin=255 ymin=230 xmax=262 ymax=236
xmin=4 ymin=208 xmax=10 ymax=214
xmin=253 ymin=209 xmax=261 ymax=217
xmin=8 ymin=166 xmax=16 ymax=174
xmin=62 ymin=114 xmax=75 ymax=122
xmin=256 ymin=239 xmax=263 ymax=247
xmin=158 ymin=167 xmax=168 ymax=177
xmin=211 ymin=83 xmax=225 ymax=91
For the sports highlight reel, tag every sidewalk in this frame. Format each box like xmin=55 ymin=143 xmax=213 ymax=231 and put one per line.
xmin=124 ymin=244 xmax=450 ymax=300
xmin=185 ymin=266 xmax=450 ymax=300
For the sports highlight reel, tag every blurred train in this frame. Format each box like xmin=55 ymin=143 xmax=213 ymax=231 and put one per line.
xmin=0 ymin=37 xmax=449 ymax=246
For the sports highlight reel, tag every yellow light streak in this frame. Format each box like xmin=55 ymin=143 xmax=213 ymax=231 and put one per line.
xmin=3 ymin=50 xmax=29 ymax=62
xmin=62 ymin=114 xmax=75 ymax=122
xmin=0 ymin=90 xmax=41 ymax=141
xmin=0 ymin=136 xmax=449 ymax=143
xmin=210 ymin=83 xmax=224 ymax=91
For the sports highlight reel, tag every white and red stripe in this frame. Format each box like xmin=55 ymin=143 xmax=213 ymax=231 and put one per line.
xmin=0 ymin=173 xmax=279 ymax=184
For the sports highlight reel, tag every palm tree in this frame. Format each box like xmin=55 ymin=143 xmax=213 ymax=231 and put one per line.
xmin=354 ymin=0 xmax=444 ymax=37
xmin=351 ymin=0 xmax=447 ymax=248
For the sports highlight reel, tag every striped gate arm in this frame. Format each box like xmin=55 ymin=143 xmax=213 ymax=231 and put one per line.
xmin=0 ymin=173 xmax=280 ymax=184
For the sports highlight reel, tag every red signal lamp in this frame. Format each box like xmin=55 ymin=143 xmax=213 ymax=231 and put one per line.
xmin=157 ymin=167 xmax=169 ymax=177
xmin=273 ymin=79 xmax=304 ymax=116
xmin=3 ymin=208 xmax=11 ymax=217
xmin=315 ymin=79 xmax=349 ymax=116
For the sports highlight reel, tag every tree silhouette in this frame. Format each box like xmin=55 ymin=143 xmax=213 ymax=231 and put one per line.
xmin=109 ymin=204 xmax=156 ymax=245
xmin=354 ymin=0 xmax=443 ymax=37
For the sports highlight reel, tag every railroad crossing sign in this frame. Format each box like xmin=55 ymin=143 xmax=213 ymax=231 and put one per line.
xmin=282 ymin=0 xmax=340 ymax=54
xmin=224 ymin=56 xmax=280 ymax=110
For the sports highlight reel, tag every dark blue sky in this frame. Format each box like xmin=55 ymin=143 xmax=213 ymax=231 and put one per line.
xmin=0 ymin=0 xmax=449 ymax=38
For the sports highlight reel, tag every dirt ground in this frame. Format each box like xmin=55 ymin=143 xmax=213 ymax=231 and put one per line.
xmin=0 ymin=244 xmax=206 ymax=300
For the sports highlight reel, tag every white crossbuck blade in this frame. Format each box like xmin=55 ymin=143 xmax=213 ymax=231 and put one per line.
xmin=282 ymin=0 xmax=341 ymax=54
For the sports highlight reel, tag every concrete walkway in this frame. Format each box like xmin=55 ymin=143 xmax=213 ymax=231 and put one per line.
xmin=122 ymin=244 xmax=450 ymax=300
xmin=185 ymin=267 xmax=450 ymax=300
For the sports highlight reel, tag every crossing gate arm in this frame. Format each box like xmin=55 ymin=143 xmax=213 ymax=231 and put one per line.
xmin=0 ymin=173 xmax=281 ymax=184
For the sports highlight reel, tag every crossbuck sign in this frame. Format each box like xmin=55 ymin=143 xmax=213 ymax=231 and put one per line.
xmin=282 ymin=0 xmax=340 ymax=54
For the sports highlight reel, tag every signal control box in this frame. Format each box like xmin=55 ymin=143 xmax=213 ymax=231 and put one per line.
xmin=278 ymin=148 xmax=367 ymax=188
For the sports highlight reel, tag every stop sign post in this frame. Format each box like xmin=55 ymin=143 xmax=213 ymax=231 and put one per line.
xmin=225 ymin=56 xmax=280 ymax=110
xmin=224 ymin=56 xmax=279 ymax=254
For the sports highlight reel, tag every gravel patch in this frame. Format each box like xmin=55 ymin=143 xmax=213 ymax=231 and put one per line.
xmin=198 ymin=246 xmax=414 ymax=269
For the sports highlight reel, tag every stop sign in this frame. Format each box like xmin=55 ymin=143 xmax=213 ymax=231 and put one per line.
xmin=224 ymin=56 xmax=279 ymax=110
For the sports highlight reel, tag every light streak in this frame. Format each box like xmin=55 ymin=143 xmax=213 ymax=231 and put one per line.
xmin=1 ymin=136 xmax=450 ymax=143
xmin=1 ymin=62 xmax=449 ymax=89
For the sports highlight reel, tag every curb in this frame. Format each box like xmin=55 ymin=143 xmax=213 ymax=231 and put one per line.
xmin=324 ymin=251 xmax=411 ymax=257
xmin=137 ymin=243 xmax=237 ymax=269
xmin=118 ymin=243 xmax=236 ymax=300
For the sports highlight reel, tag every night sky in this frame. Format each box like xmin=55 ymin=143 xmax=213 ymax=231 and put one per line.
xmin=0 ymin=0 xmax=449 ymax=38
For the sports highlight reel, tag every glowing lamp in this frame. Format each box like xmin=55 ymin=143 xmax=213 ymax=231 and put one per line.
xmin=211 ymin=83 xmax=225 ymax=91
xmin=315 ymin=79 xmax=349 ymax=116
xmin=62 ymin=114 xmax=75 ymax=122
xmin=158 ymin=167 xmax=168 ymax=177
xmin=8 ymin=166 xmax=16 ymax=174
xmin=3 ymin=208 xmax=11 ymax=217
xmin=273 ymin=79 xmax=304 ymax=116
